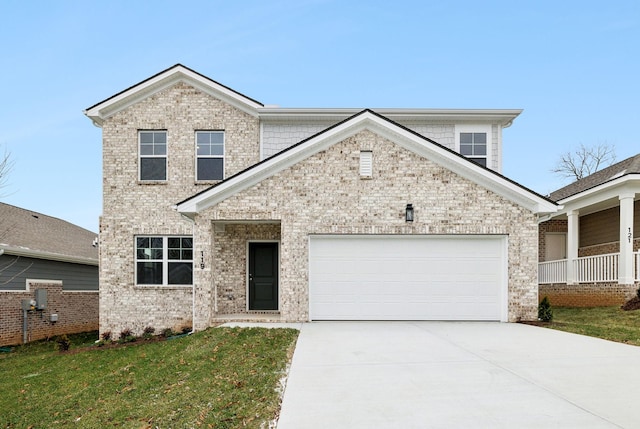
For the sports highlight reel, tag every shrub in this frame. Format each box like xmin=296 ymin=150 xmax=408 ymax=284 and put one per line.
xmin=118 ymin=328 xmax=137 ymax=343
xmin=56 ymin=335 xmax=71 ymax=352
xmin=160 ymin=328 xmax=174 ymax=338
xmin=101 ymin=331 xmax=112 ymax=342
xmin=538 ymin=296 xmax=553 ymax=322
xmin=142 ymin=326 xmax=155 ymax=339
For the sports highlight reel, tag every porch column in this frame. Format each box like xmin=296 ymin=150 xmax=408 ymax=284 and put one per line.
xmin=566 ymin=210 xmax=579 ymax=284
xmin=619 ymin=193 xmax=635 ymax=284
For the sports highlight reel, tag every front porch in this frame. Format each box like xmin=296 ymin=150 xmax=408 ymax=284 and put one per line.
xmin=538 ymin=180 xmax=640 ymax=306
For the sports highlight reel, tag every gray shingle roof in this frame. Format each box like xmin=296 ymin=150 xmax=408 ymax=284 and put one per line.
xmin=549 ymin=154 xmax=640 ymax=202
xmin=0 ymin=202 xmax=98 ymax=262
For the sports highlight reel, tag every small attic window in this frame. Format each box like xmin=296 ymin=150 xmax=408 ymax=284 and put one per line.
xmin=360 ymin=151 xmax=373 ymax=178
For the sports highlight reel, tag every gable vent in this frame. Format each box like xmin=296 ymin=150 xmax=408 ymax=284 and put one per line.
xmin=360 ymin=151 xmax=373 ymax=178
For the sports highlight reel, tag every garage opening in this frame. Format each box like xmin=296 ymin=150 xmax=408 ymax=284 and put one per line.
xmin=308 ymin=235 xmax=507 ymax=321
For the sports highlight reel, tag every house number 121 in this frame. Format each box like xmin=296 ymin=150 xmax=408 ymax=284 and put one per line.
xmin=628 ymin=228 xmax=632 ymax=244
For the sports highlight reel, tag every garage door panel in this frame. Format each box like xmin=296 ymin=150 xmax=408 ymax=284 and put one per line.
xmin=309 ymin=235 xmax=506 ymax=321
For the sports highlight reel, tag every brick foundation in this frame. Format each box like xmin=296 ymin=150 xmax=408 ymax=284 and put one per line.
xmin=539 ymin=282 xmax=637 ymax=307
xmin=0 ymin=281 xmax=98 ymax=347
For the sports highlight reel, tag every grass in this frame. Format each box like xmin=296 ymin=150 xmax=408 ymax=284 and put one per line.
xmin=546 ymin=306 xmax=640 ymax=346
xmin=0 ymin=327 xmax=299 ymax=428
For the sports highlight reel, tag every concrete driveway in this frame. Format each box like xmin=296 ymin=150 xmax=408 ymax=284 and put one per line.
xmin=276 ymin=322 xmax=640 ymax=428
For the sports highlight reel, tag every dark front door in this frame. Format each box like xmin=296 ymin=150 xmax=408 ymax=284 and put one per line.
xmin=248 ymin=242 xmax=279 ymax=310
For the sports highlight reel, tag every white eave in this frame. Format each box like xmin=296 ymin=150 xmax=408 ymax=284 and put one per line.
xmin=0 ymin=244 xmax=98 ymax=266
xmin=257 ymin=108 xmax=522 ymax=127
xmin=84 ymin=64 xmax=264 ymax=127
xmin=547 ymin=173 xmax=640 ymax=219
xmin=177 ymin=110 xmax=556 ymax=217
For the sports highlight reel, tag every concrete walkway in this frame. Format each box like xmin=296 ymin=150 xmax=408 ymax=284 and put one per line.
xmin=277 ymin=322 xmax=640 ymax=428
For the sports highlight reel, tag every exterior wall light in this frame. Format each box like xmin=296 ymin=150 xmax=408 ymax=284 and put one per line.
xmin=405 ymin=204 xmax=414 ymax=222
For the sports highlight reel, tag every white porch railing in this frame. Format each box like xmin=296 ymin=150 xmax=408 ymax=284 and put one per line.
xmin=573 ymin=253 xmax=619 ymax=283
xmin=539 ymin=259 xmax=567 ymax=284
xmin=636 ymin=252 xmax=640 ymax=281
xmin=539 ymin=253 xmax=627 ymax=284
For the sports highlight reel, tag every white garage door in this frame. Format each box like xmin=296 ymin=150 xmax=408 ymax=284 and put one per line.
xmin=309 ymin=235 xmax=507 ymax=321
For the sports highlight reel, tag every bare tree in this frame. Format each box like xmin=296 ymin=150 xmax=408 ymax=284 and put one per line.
xmin=551 ymin=143 xmax=616 ymax=181
xmin=0 ymin=143 xmax=13 ymax=197
xmin=0 ymin=145 xmax=30 ymax=286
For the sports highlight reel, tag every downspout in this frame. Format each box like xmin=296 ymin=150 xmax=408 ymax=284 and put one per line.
xmin=23 ymin=308 xmax=28 ymax=344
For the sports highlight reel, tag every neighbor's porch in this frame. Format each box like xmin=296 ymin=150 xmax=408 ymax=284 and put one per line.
xmin=539 ymin=252 xmax=640 ymax=284
xmin=538 ymin=192 xmax=639 ymax=306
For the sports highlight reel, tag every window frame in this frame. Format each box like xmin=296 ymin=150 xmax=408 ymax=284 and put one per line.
xmin=138 ymin=130 xmax=168 ymax=182
xmin=195 ymin=130 xmax=225 ymax=182
xmin=455 ymin=124 xmax=491 ymax=169
xmin=135 ymin=235 xmax=193 ymax=286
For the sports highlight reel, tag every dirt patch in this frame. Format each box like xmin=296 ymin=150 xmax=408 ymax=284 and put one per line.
xmin=61 ymin=335 xmax=168 ymax=355
xmin=518 ymin=320 xmax=551 ymax=327
xmin=621 ymin=296 xmax=640 ymax=311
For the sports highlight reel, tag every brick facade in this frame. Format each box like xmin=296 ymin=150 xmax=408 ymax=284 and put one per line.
xmin=99 ymin=82 xmax=260 ymax=336
xmin=539 ymin=282 xmax=637 ymax=307
xmin=194 ymin=129 xmax=540 ymax=324
xmin=97 ymin=76 xmax=540 ymax=334
xmin=0 ymin=281 xmax=98 ymax=346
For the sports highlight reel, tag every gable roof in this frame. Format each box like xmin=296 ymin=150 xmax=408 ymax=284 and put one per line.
xmin=550 ymin=153 xmax=640 ymax=201
xmin=84 ymin=64 xmax=264 ymax=126
xmin=176 ymin=109 xmax=557 ymax=217
xmin=0 ymin=203 xmax=98 ymax=265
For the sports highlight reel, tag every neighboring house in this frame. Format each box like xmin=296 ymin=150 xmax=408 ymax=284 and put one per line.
xmin=0 ymin=203 xmax=99 ymax=346
xmin=84 ymin=64 xmax=557 ymax=336
xmin=539 ymin=154 xmax=640 ymax=306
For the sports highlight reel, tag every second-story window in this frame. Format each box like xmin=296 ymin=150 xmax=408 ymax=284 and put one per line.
xmin=459 ymin=132 xmax=487 ymax=167
xmin=196 ymin=131 xmax=224 ymax=181
xmin=139 ymin=131 xmax=167 ymax=181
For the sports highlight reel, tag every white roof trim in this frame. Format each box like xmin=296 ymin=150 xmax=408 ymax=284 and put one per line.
xmin=0 ymin=244 xmax=98 ymax=266
xmin=177 ymin=111 xmax=556 ymax=217
xmin=84 ymin=65 xmax=263 ymax=126
xmin=549 ymin=174 xmax=640 ymax=217
xmin=257 ymin=108 xmax=522 ymax=126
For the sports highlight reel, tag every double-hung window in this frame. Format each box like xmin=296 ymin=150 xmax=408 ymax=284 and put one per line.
xmin=136 ymin=236 xmax=193 ymax=285
xmin=459 ymin=132 xmax=487 ymax=167
xmin=139 ymin=131 xmax=167 ymax=181
xmin=196 ymin=131 xmax=224 ymax=181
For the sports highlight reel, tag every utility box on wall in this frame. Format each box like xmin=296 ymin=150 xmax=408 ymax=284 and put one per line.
xmin=21 ymin=299 xmax=35 ymax=311
xmin=35 ymin=289 xmax=47 ymax=310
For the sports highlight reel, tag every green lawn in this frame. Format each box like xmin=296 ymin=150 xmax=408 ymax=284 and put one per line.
xmin=547 ymin=306 xmax=640 ymax=346
xmin=0 ymin=327 xmax=299 ymax=428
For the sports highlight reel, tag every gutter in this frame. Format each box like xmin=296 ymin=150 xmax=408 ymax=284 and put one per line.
xmin=0 ymin=245 xmax=98 ymax=266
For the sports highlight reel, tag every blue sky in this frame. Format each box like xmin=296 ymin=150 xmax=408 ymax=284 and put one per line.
xmin=0 ymin=0 xmax=638 ymax=232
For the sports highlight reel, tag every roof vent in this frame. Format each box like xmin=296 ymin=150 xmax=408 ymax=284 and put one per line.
xmin=360 ymin=151 xmax=373 ymax=178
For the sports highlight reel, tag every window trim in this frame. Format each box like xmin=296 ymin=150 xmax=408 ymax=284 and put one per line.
xmin=134 ymin=235 xmax=193 ymax=287
xmin=195 ymin=130 xmax=225 ymax=182
xmin=455 ymin=124 xmax=491 ymax=169
xmin=138 ymin=130 xmax=168 ymax=182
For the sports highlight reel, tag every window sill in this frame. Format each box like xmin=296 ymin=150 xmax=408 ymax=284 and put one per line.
xmin=137 ymin=180 xmax=168 ymax=185
xmin=134 ymin=285 xmax=193 ymax=290
xmin=195 ymin=180 xmax=223 ymax=185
